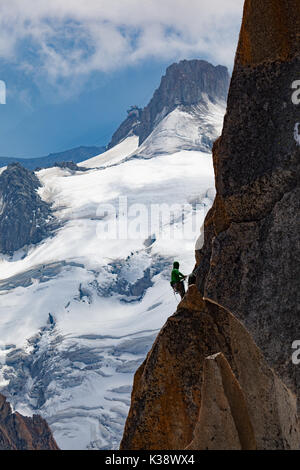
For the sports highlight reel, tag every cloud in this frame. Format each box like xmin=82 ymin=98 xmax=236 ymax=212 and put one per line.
xmin=0 ymin=0 xmax=244 ymax=86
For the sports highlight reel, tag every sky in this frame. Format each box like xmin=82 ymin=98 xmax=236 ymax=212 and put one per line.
xmin=0 ymin=0 xmax=245 ymax=157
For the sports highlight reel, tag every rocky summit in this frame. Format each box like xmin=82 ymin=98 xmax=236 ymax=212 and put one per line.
xmin=0 ymin=394 xmax=58 ymax=450
xmin=121 ymin=0 xmax=300 ymax=450
xmin=109 ymin=60 xmax=230 ymax=149
xmin=0 ymin=163 xmax=54 ymax=254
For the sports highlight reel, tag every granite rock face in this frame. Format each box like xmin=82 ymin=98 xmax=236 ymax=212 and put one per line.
xmin=121 ymin=0 xmax=300 ymax=451
xmin=108 ymin=60 xmax=230 ymax=148
xmin=137 ymin=60 xmax=229 ymax=145
xmin=196 ymin=0 xmax=300 ymax=399
xmin=0 ymin=394 xmax=59 ymax=450
xmin=0 ymin=163 xmax=54 ymax=254
xmin=120 ymin=287 xmax=300 ymax=450
xmin=186 ymin=352 xmax=256 ymax=451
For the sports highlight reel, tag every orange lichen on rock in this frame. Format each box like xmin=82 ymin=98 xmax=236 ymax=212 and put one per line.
xmin=120 ymin=294 xmax=300 ymax=450
xmin=178 ymin=284 xmax=204 ymax=311
xmin=236 ymin=0 xmax=300 ymax=66
xmin=0 ymin=394 xmax=59 ymax=450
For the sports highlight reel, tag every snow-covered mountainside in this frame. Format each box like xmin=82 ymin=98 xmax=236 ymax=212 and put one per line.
xmin=0 ymin=75 xmax=226 ymax=450
xmin=108 ymin=59 xmax=229 ymax=150
xmin=134 ymin=95 xmax=226 ymax=158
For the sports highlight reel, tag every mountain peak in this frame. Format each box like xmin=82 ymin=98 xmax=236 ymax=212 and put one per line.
xmin=162 ymin=59 xmax=229 ymax=103
xmin=108 ymin=59 xmax=230 ymax=148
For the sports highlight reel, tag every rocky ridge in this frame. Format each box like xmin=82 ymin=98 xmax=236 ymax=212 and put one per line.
xmin=0 ymin=163 xmax=54 ymax=254
xmin=0 ymin=394 xmax=58 ymax=450
xmin=109 ymin=60 xmax=230 ymax=149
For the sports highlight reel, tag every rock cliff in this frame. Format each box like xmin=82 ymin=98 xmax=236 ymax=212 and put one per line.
xmin=121 ymin=0 xmax=300 ymax=450
xmin=196 ymin=0 xmax=300 ymax=399
xmin=120 ymin=287 xmax=299 ymax=450
xmin=0 ymin=394 xmax=59 ymax=450
xmin=0 ymin=163 xmax=54 ymax=254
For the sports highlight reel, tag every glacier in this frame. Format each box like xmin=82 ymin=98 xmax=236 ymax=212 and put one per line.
xmin=0 ymin=96 xmax=225 ymax=449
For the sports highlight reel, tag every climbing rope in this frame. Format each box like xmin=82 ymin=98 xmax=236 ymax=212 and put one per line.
xmin=173 ymin=289 xmax=181 ymax=303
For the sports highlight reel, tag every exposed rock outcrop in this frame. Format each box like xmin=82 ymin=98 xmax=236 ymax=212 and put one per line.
xmin=137 ymin=60 xmax=229 ymax=145
xmin=0 ymin=163 xmax=54 ymax=254
xmin=186 ymin=353 xmax=256 ymax=451
xmin=196 ymin=0 xmax=300 ymax=399
xmin=53 ymin=161 xmax=89 ymax=172
xmin=0 ymin=394 xmax=59 ymax=450
xmin=121 ymin=0 xmax=300 ymax=451
xmin=108 ymin=108 xmax=142 ymax=149
xmin=108 ymin=60 xmax=230 ymax=148
xmin=120 ymin=287 xmax=300 ymax=450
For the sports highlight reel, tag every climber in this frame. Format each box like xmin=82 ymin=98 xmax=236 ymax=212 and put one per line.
xmin=170 ymin=261 xmax=187 ymax=299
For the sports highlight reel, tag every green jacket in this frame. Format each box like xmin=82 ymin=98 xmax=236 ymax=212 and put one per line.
xmin=171 ymin=268 xmax=185 ymax=284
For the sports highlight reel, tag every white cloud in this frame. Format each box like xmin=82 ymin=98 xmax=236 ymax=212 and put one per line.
xmin=0 ymin=0 xmax=244 ymax=83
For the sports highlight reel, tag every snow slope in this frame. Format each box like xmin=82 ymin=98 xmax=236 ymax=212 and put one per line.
xmin=0 ymin=99 xmax=225 ymax=449
xmin=135 ymin=95 xmax=226 ymax=158
xmin=80 ymin=135 xmax=139 ymax=169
